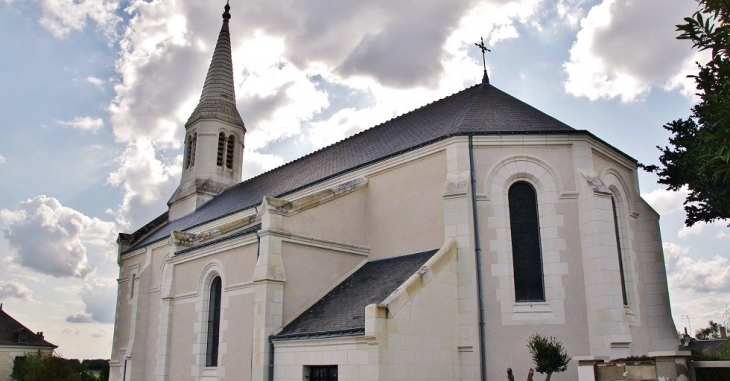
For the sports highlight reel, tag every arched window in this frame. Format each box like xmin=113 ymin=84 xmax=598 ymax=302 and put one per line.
xmin=611 ymin=196 xmax=628 ymax=305
xmin=508 ymin=182 xmax=544 ymax=302
xmin=225 ymin=135 xmax=235 ymax=169
xmin=190 ymin=133 xmax=197 ymax=167
xmin=206 ymin=276 xmax=222 ymax=367
xmin=217 ymin=133 xmax=225 ymax=167
xmin=184 ymin=135 xmax=192 ymax=169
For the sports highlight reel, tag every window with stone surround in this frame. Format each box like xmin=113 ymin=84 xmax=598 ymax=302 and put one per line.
xmin=611 ymin=196 xmax=629 ymax=306
xmin=206 ymin=276 xmax=222 ymax=367
xmin=508 ymin=181 xmax=545 ymax=302
xmin=305 ymin=365 xmax=338 ymax=381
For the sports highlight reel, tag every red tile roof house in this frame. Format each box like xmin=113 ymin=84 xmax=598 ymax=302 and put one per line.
xmin=0 ymin=305 xmax=57 ymax=381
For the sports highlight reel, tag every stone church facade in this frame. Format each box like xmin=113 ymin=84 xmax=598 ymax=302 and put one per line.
xmin=109 ymin=4 xmax=685 ymax=381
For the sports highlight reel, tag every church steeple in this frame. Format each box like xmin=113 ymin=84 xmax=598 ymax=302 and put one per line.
xmin=168 ymin=1 xmax=246 ymax=220
xmin=185 ymin=1 xmax=245 ymax=130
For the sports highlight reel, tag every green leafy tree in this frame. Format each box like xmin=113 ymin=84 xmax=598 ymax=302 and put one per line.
xmin=11 ymin=352 xmax=81 ymax=381
xmin=643 ymin=0 xmax=730 ymax=226
xmin=527 ymin=334 xmax=571 ymax=381
xmin=695 ymin=320 xmax=723 ymax=339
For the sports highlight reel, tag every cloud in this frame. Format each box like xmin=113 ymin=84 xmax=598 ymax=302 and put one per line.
xmin=58 ymin=116 xmax=104 ymax=133
xmin=662 ymin=242 xmax=689 ymax=263
xmin=90 ymin=329 xmax=107 ymax=338
xmin=641 ymin=187 xmax=688 ymax=215
xmin=0 ymin=154 xmax=5 ymax=165
xmin=39 ymin=0 xmax=121 ymax=40
xmin=670 ymin=255 xmax=730 ymax=293
xmin=86 ymin=76 xmax=105 ymax=89
xmin=0 ymin=280 xmax=33 ymax=301
xmin=62 ymin=328 xmax=81 ymax=336
xmin=563 ymin=0 xmax=699 ymax=102
xmin=0 ymin=195 xmax=115 ymax=278
xmin=106 ymin=140 xmax=180 ymax=230
xmin=66 ymin=312 xmax=94 ymax=323
xmin=678 ymin=223 xmax=705 ymax=238
xmin=78 ymin=278 xmax=116 ymax=324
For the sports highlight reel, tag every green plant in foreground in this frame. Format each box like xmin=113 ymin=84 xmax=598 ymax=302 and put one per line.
xmin=527 ymin=334 xmax=571 ymax=381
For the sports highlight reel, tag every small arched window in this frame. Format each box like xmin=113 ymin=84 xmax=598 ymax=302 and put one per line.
xmin=508 ymin=182 xmax=544 ymax=302
xmin=206 ymin=276 xmax=222 ymax=367
xmin=190 ymin=133 xmax=197 ymax=167
xmin=611 ymin=196 xmax=628 ymax=306
xmin=216 ymin=133 xmax=225 ymax=167
xmin=225 ymin=135 xmax=235 ymax=169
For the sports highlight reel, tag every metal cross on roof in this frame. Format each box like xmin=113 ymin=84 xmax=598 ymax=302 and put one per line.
xmin=474 ymin=36 xmax=491 ymax=72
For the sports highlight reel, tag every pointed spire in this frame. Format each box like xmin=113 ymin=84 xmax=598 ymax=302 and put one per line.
xmin=186 ymin=1 xmax=245 ymax=130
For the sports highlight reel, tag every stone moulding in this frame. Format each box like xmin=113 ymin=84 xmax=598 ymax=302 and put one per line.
xmin=264 ymin=177 xmax=368 ymax=216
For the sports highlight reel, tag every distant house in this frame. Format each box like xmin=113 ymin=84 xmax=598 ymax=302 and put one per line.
xmin=0 ymin=304 xmax=56 ymax=381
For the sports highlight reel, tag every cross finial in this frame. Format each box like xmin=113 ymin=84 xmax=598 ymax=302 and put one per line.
xmin=474 ymin=36 xmax=490 ymax=71
xmin=474 ymin=36 xmax=491 ymax=84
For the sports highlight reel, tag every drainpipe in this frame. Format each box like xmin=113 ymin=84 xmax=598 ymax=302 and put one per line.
xmin=268 ymin=338 xmax=275 ymax=381
xmin=254 ymin=206 xmax=261 ymax=259
xmin=469 ymin=135 xmax=488 ymax=381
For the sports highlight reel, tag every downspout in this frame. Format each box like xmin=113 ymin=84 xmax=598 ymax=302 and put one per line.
xmin=268 ymin=338 xmax=275 ymax=381
xmin=469 ymin=135 xmax=488 ymax=381
xmin=254 ymin=206 xmax=261 ymax=259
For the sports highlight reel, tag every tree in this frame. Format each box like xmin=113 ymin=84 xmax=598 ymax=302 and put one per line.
xmin=11 ymin=352 xmax=81 ymax=381
xmin=643 ymin=0 xmax=730 ymax=226
xmin=526 ymin=334 xmax=571 ymax=381
xmin=695 ymin=320 xmax=724 ymax=339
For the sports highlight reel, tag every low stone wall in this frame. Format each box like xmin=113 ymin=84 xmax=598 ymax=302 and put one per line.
xmin=595 ymin=362 xmax=656 ymax=380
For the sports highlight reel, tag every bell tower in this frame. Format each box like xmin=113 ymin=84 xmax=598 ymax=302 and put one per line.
xmin=168 ymin=2 xmax=245 ymax=220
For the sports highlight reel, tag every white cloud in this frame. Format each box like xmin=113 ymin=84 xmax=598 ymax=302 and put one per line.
xmin=678 ymin=223 xmax=705 ymax=238
xmin=58 ymin=116 xmax=104 ymax=133
xmin=662 ymin=242 xmax=689 ymax=263
xmin=718 ymin=231 xmax=729 ymax=239
xmin=0 ymin=280 xmax=33 ymax=301
xmin=563 ymin=0 xmax=699 ymax=102
xmin=86 ymin=76 xmax=105 ymax=89
xmin=242 ymin=150 xmax=285 ymax=181
xmin=66 ymin=312 xmax=94 ymax=323
xmin=670 ymin=255 xmax=730 ymax=293
xmin=0 ymin=195 xmax=115 ymax=278
xmin=0 ymin=154 xmax=5 ymax=165
xmin=106 ymin=140 xmax=180 ymax=230
xmin=39 ymin=0 xmax=121 ymax=40
xmin=78 ymin=277 xmax=116 ymax=324
xmin=641 ymin=187 xmax=688 ymax=215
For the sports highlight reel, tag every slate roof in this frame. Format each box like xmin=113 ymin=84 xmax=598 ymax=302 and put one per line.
xmin=272 ymin=249 xmax=438 ymax=340
xmin=0 ymin=306 xmax=56 ymax=348
xmin=126 ymin=82 xmax=598 ymax=252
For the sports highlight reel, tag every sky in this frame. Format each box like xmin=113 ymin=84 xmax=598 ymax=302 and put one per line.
xmin=0 ymin=0 xmax=728 ymax=360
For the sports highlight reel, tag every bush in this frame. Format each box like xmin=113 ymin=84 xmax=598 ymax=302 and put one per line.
xmin=527 ymin=334 xmax=571 ymax=381
xmin=11 ymin=352 xmax=81 ymax=381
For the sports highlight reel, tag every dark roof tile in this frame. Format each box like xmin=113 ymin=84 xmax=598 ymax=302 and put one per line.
xmin=273 ymin=249 xmax=437 ymax=339
xmin=0 ymin=307 xmax=56 ymax=348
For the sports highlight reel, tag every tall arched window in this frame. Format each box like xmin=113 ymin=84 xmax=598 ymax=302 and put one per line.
xmin=216 ymin=133 xmax=225 ymax=167
xmin=225 ymin=135 xmax=235 ymax=169
xmin=611 ymin=196 xmax=628 ymax=305
xmin=509 ymin=182 xmax=544 ymax=302
xmin=206 ymin=276 xmax=222 ymax=367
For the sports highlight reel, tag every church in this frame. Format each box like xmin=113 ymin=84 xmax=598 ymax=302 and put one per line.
xmin=109 ymin=3 xmax=686 ymax=381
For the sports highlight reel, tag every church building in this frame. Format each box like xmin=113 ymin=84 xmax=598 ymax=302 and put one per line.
xmin=109 ymin=3 xmax=686 ymax=381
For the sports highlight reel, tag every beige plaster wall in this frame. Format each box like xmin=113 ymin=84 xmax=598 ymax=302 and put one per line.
xmin=282 ymin=151 xmax=446 ymax=261
xmin=280 ymin=243 xmax=366 ymax=326
xmin=273 ymin=338 xmax=380 ymax=381
xmin=173 ymin=243 xmax=257 ymax=295
xmin=381 ymin=249 xmax=460 ymax=380
xmin=168 ymin=302 xmax=197 ymax=381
